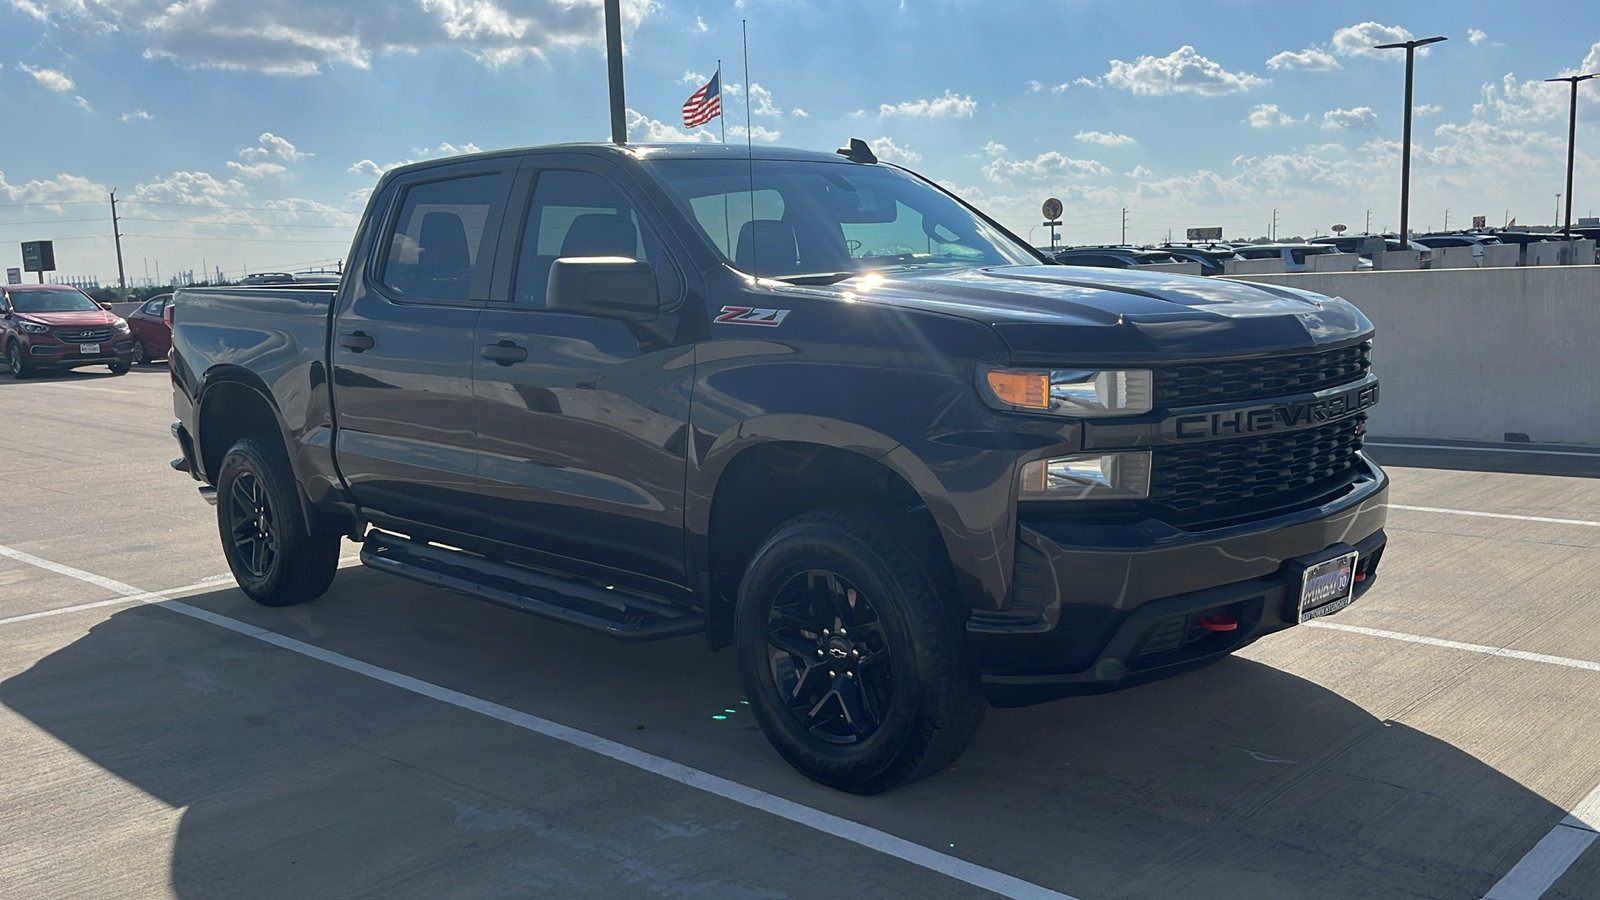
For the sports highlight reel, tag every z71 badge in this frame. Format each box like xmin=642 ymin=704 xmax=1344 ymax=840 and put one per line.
xmin=715 ymin=306 xmax=790 ymax=327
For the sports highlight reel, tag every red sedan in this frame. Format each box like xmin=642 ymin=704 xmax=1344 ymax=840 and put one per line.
xmin=2 ymin=284 xmax=137 ymax=377
xmin=125 ymin=292 xmax=173 ymax=364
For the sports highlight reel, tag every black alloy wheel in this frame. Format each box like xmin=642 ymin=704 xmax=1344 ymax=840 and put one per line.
xmin=736 ymin=507 xmax=985 ymax=794
xmin=766 ymin=570 xmax=894 ymax=744
xmin=228 ymin=470 xmax=280 ymax=580
xmin=132 ymin=340 xmax=149 ymax=365
xmin=215 ymin=436 xmax=341 ymax=607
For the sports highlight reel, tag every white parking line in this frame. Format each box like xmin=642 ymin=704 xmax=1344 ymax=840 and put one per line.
xmin=1367 ymin=442 xmax=1600 ymax=459
xmin=1388 ymin=504 xmax=1600 ymax=529
xmin=0 ymin=543 xmax=1075 ymax=900
xmin=1306 ymin=621 xmax=1600 ymax=674
xmin=1483 ymin=784 xmax=1600 ymax=900
xmin=0 ymin=575 xmax=234 ymax=626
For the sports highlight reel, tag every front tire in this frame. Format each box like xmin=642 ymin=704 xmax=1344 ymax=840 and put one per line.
xmin=7 ymin=341 xmax=31 ymax=379
xmin=108 ymin=361 xmax=131 ymax=375
xmin=736 ymin=508 xmax=985 ymax=794
xmin=216 ymin=436 xmax=341 ymax=607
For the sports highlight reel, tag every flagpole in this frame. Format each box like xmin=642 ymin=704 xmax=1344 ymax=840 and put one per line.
xmin=717 ymin=60 xmax=725 ymax=144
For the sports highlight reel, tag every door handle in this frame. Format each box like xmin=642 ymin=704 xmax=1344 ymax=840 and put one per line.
xmin=480 ymin=340 xmax=528 ymax=366
xmin=339 ymin=331 xmax=375 ymax=352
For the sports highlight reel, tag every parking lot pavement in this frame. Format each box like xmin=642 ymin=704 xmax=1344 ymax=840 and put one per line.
xmin=3 ymin=369 xmax=1599 ymax=900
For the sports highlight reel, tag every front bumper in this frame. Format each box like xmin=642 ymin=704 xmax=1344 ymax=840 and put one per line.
xmin=25 ymin=338 xmax=137 ymax=368
xmin=972 ymin=458 xmax=1389 ymax=707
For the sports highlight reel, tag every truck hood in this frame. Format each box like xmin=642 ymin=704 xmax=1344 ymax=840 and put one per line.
xmin=787 ymin=266 xmax=1371 ymax=363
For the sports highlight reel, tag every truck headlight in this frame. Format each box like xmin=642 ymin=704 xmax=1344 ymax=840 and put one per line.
xmin=1020 ymin=451 xmax=1151 ymax=501
xmin=980 ymin=367 xmax=1153 ymax=417
xmin=19 ymin=321 xmax=50 ymax=334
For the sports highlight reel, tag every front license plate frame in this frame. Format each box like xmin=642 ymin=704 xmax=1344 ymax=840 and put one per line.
xmin=1298 ymin=551 xmax=1359 ymax=623
xmin=79 ymin=343 xmax=100 ymax=355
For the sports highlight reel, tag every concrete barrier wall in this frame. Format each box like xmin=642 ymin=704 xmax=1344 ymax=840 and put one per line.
xmin=1307 ymin=252 xmax=1359 ymax=273
xmin=1530 ymin=241 xmax=1571 ymax=266
xmin=1229 ymin=266 xmax=1600 ymax=445
xmin=1223 ymin=257 xmax=1286 ymax=275
xmin=1483 ymin=244 xmax=1521 ymax=268
xmin=1432 ymin=246 xmax=1476 ymax=269
xmin=1371 ymin=250 xmax=1420 ymax=270
xmin=1141 ymin=261 xmax=1203 ymax=275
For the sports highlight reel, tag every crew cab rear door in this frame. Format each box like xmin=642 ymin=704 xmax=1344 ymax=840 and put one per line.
xmin=330 ymin=160 xmax=515 ymax=532
xmin=470 ymin=157 xmax=694 ymax=589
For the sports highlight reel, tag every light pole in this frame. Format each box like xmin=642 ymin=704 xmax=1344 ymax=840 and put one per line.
xmin=1545 ymin=73 xmax=1598 ymax=237
xmin=1375 ymin=35 xmax=1447 ymax=240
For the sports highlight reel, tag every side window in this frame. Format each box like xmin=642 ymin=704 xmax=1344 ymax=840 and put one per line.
xmin=511 ymin=169 xmax=678 ymax=307
xmin=378 ymin=171 xmax=510 ymax=302
xmin=143 ymin=298 xmax=165 ymax=315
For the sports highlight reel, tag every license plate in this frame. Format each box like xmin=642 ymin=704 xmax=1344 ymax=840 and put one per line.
xmin=1298 ymin=551 xmax=1358 ymax=623
xmin=79 ymin=343 xmax=100 ymax=355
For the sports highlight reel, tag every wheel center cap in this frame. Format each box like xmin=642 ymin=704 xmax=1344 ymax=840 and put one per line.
xmin=826 ymin=637 xmax=852 ymax=659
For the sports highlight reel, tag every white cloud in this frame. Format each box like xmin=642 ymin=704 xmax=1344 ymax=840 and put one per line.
xmin=1322 ymin=106 xmax=1379 ymax=131
xmin=73 ymin=95 xmax=92 ymax=112
xmin=1414 ymin=104 xmax=1443 ymax=117
xmin=1103 ymin=46 xmax=1266 ymax=96
xmin=227 ymin=161 xmax=288 ymax=178
xmin=1049 ymin=83 xmax=1071 ymax=94
xmin=1331 ymin=22 xmax=1430 ymax=59
xmin=982 ymin=151 xmax=1111 ymax=184
xmin=120 ymin=109 xmax=154 ymax=121
xmin=1266 ymin=47 xmax=1341 ymax=72
xmin=349 ymin=160 xmax=386 ymax=178
xmin=730 ymin=123 xmax=781 ymax=142
xmin=1025 ymin=80 xmax=1042 ymax=93
xmin=1074 ymin=77 xmax=1099 ymax=89
xmin=0 ymin=170 xmax=107 ymax=206
xmin=1127 ymin=165 xmax=1154 ymax=178
xmin=18 ymin=63 xmax=74 ymax=91
xmin=981 ymin=141 xmax=1008 ymax=156
xmin=240 ymin=132 xmax=310 ymax=163
xmin=347 ymin=142 xmax=483 ymax=178
xmin=748 ymin=83 xmax=781 ymax=116
xmin=680 ymin=70 xmax=707 ymax=85
xmin=692 ymin=16 xmax=706 ymax=32
xmin=869 ymin=136 xmax=921 ymax=164
xmin=1468 ymin=28 xmax=1488 ymax=46
xmin=132 ymin=171 xmax=249 ymax=206
xmin=878 ymin=90 xmax=977 ymax=118
xmin=1074 ymin=130 xmax=1135 ymax=147
xmin=790 ymin=108 xmax=807 ymax=117
xmin=626 ymin=109 xmax=719 ymax=143
xmin=1247 ymin=103 xmax=1300 ymax=128
xmin=15 ymin=0 xmax=658 ymax=75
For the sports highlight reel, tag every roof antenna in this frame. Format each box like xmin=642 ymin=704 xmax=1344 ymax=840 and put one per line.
xmin=836 ymin=138 xmax=878 ymax=164
xmin=743 ymin=19 xmax=757 ymax=278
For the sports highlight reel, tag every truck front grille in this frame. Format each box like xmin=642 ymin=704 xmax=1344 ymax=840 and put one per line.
xmin=1149 ymin=414 xmax=1366 ymax=527
xmin=1153 ymin=343 xmax=1370 ymax=408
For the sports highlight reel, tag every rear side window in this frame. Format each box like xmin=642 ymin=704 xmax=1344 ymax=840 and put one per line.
xmin=378 ymin=171 xmax=512 ymax=302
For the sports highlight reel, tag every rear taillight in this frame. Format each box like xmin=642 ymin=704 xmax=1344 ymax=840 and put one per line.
xmin=163 ymin=304 xmax=174 ymax=328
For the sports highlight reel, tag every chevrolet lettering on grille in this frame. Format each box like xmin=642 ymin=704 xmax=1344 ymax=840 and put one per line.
xmin=1169 ymin=381 xmax=1379 ymax=441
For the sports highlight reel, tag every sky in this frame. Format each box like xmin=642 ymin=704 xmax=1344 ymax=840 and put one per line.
xmin=2 ymin=0 xmax=1598 ymax=286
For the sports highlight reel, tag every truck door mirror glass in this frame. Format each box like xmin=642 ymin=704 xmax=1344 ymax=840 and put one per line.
xmin=546 ymin=257 xmax=659 ymax=322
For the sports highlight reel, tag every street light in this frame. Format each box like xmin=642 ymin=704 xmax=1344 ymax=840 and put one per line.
xmin=1545 ymin=73 xmax=1599 ymax=237
xmin=1375 ymin=35 xmax=1447 ymax=241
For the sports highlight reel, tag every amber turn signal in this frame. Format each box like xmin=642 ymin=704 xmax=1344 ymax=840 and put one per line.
xmin=985 ymin=370 xmax=1050 ymax=410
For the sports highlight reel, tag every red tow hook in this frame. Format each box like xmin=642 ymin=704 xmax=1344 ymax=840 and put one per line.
xmin=1354 ymin=571 xmax=1367 ymax=582
xmin=1197 ymin=612 xmax=1239 ymax=632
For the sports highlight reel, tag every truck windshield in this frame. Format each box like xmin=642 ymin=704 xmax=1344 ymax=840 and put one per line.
xmin=8 ymin=288 xmax=100 ymax=312
xmin=650 ymin=158 xmax=1038 ymax=282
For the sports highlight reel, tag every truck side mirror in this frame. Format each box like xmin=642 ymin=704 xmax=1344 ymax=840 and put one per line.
xmin=546 ymin=257 xmax=659 ymax=322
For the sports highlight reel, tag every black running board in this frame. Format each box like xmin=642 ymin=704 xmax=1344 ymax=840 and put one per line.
xmin=360 ymin=529 xmax=704 ymax=641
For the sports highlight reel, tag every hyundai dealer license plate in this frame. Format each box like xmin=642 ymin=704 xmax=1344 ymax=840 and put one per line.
xmin=1298 ymin=551 xmax=1358 ymax=623
xmin=79 ymin=343 xmax=100 ymax=355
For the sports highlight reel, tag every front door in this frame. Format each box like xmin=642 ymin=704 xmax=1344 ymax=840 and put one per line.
xmin=331 ymin=162 xmax=514 ymax=533
xmin=471 ymin=162 xmax=694 ymax=588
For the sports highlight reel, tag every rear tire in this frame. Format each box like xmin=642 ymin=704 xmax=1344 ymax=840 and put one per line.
xmin=7 ymin=341 xmax=31 ymax=379
xmin=132 ymin=340 xmax=149 ymax=365
xmin=216 ymin=436 xmax=341 ymax=607
xmin=736 ymin=507 xmax=985 ymax=794
xmin=108 ymin=361 xmax=131 ymax=375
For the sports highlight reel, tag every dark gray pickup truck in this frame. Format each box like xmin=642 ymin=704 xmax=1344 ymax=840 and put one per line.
xmin=170 ymin=141 xmax=1387 ymax=793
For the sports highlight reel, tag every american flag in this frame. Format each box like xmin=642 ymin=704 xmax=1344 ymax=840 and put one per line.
xmin=682 ymin=71 xmax=722 ymax=129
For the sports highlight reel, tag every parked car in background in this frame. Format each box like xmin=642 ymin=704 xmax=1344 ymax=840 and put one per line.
xmin=1311 ymin=235 xmax=1432 ymax=265
xmin=1475 ymin=232 xmax=1559 ymax=264
xmin=126 ymin=293 xmax=173 ymax=364
xmin=2 ymin=283 xmax=136 ymax=378
xmin=1050 ymin=246 xmax=1183 ymax=268
xmin=1232 ymin=243 xmax=1355 ymax=273
xmin=1414 ymin=233 xmax=1503 ymax=261
xmin=1157 ymin=245 xmax=1241 ymax=276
